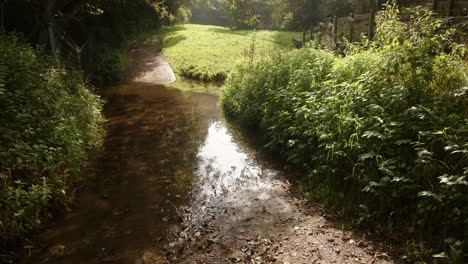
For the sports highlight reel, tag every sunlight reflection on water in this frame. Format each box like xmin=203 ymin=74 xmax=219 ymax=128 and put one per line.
xmin=197 ymin=121 xmax=262 ymax=194
xmin=33 ymin=83 xmax=283 ymax=263
xmin=190 ymin=121 xmax=277 ymax=226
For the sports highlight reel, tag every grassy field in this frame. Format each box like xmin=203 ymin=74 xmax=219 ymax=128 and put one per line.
xmin=159 ymin=24 xmax=302 ymax=82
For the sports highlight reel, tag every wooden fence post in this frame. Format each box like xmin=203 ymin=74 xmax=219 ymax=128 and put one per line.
xmin=302 ymin=27 xmax=307 ymax=46
xmin=48 ymin=21 xmax=57 ymax=59
xmin=432 ymin=0 xmax=437 ymax=11
xmin=332 ymin=16 xmax=337 ymax=48
xmin=368 ymin=0 xmax=375 ymax=40
xmin=318 ymin=31 xmax=322 ymax=47
xmin=349 ymin=13 xmax=354 ymax=43
xmin=0 ymin=1 xmax=4 ymax=33
xmin=447 ymin=0 xmax=453 ymax=16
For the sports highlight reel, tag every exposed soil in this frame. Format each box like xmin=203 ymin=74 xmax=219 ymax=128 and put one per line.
xmin=161 ymin=155 xmax=395 ymax=264
xmin=24 ymin=37 xmax=396 ymax=264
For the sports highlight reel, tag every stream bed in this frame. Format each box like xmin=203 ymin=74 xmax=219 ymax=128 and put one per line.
xmin=26 ymin=37 xmax=394 ymax=263
xmin=30 ymin=82 xmax=286 ymax=263
xmin=25 ymin=80 xmax=395 ymax=264
xmin=27 ymin=81 xmax=394 ymax=264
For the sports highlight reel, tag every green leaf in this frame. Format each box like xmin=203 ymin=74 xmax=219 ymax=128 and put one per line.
xmin=418 ymin=191 xmax=442 ymax=202
xmin=358 ymin=152 xmax=377 ymax=161
xmin=362 ymin=130 xmax=383 ymax=139
xmin=432 ymin=252 xmax=449 ymax=259
xmin=449 ymin=245 xmax=462 ymax=264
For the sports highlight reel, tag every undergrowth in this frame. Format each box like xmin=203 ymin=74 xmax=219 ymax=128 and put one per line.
xmin=0 ymin=34 xmax=104 ymax=248
xmin=222 ymin=5 xmax=467 ymax=262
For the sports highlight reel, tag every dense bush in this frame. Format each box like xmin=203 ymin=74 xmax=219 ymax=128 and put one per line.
xmin=222 ymin=5 xmax=467 ymax=261
xmin=176 ymin=6 xmax=193 ymax=24
xmin=0 ymin=34 xmax=104 ymax=245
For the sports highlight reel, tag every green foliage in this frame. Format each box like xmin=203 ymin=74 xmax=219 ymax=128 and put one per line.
xmin=222 ymin=5 xmax=467 ymax=260
xmin=176 ymin=6 xmax=193 ymax=24
xmin=0 ymin=34 xmax=104 ymax=244
xmin=191 ymin=0 xmax=230 ymax=27
xmin=224 ymin=0 xmax=262 ymax=29
xmin=222 ymin=0 xmax=306 ymax=30
xmin=218 ymin=0 xmax=373 ymax=30
xmin=280 ymin=12 xmax=294 ymax=30
xmin=92 ymin=48 xmax=128 ymax=84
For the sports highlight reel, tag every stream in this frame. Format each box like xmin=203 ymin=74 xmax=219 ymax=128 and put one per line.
xmin=31 ymin=82 xmax=283 ymax=263
xmin=28 ymin=39 xmax=394 ymax=264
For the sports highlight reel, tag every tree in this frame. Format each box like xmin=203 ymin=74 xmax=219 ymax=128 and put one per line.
xmin=2 ymin=0 xmax=192 ymax=82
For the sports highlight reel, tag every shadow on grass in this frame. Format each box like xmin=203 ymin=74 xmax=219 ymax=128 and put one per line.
xmin=209 ymin=27 xmax=301 ymax=49
xmin=269 ymin=30 xmax=302 ymax=49
xmin=162 ymin=35 xmax=187 ymax=49
xmin=159 ymin=25 xmax=187 ymax=36
xmin=207 ymin=27 xmax=251 ymax=36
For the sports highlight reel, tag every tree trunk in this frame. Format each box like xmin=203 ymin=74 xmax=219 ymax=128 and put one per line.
xmin=41 ymin=0 xmax=87 ymax=57
xmin=0 ymin=0 xmax=5 ymax=32
xmin=48 ymin=21 xmax=57 ymax=59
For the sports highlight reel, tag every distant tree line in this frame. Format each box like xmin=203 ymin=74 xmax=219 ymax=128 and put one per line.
xmin=190 ymin=0 xmax=429 ymax=30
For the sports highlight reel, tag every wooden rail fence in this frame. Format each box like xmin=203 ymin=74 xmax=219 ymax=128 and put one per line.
xmin=297 ymin=0 xmax=467 ymax=50
xmin=433 ymin=0 xmax=468 ymax=16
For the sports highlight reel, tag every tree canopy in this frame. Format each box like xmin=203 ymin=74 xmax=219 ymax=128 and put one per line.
xmin=190 ymin=0 xmax=428 ymax=30
xmin=1 ymin=0 xmax=191 ymax=83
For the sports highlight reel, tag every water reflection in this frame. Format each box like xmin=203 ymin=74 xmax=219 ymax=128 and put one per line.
xmin=197 ymin=122 xmax=261 ymax=194
xmin=189 ymin=121 xmax=277 ymax=228
xmin=31 ymin=84 xmax=219 ymax=263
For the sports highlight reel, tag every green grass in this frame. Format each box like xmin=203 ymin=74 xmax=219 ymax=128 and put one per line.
xmin=160 ymin=24 xmax=302 ymax=82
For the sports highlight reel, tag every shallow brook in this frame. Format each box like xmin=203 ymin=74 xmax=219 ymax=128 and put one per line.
xmin=25 ymin=80 xmax=395 ymax=264
xmin=30 ymin=82 xmax=282 ymax=263
xmin=17 ymin=35 xmax=395 ymax=263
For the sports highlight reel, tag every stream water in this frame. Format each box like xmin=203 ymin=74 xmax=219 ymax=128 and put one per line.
xmin=31 ymin=82 xmax=283 ymax=263
xmin=19 ymin=36 xmax=394 ymax=263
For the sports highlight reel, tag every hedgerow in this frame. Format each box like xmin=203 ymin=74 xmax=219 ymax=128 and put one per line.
xmin=0 ymin=34 xmax=104 ymax=245
xmin=222 ymin=5 xmax=467 ymax=261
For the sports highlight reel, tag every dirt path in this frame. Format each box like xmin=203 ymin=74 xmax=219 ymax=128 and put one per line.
xmin=161 ymin=166 xmax=394 ymax=264
xmin=125 ymin=37 xmax=176 ymax=84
